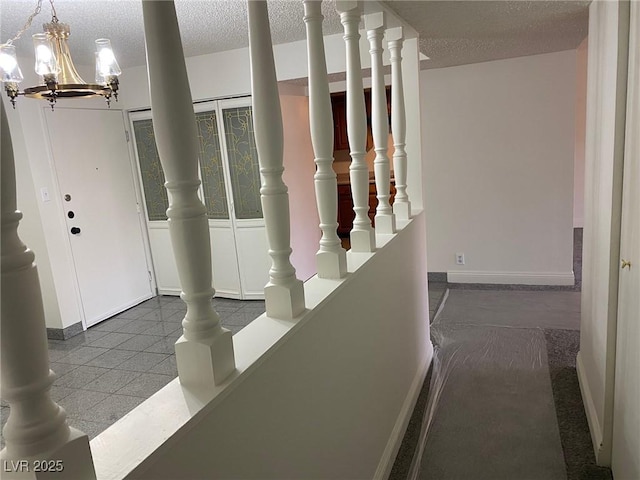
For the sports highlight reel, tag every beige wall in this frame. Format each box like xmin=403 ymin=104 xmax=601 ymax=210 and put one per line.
xmin=421 ymin=50 xmax=577 ymax=285
xmin=280 ymin=93 xmax=321 ymax=280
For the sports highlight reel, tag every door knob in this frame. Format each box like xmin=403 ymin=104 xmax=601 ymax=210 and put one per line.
xmin=70 ymin=227 xmax=81 ymax=235
xmin=621 ymin=259 xmax=631 ymax=269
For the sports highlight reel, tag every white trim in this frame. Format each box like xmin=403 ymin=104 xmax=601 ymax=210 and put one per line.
xmin=577 ymin=351 xmax=606 ymax=462
xmin=240 ymin=291 xmax=266 ymax=301
xmin=374 ymin=342 xmax=434 ymax=480
xmin=157 ymin=288 xmax=247 ymax=301
xmin=447 ymin=270 xmax=575 ymax=286
xmin=157 ymin=288 xmax=181 ymax=297
xmin=122 ymin=110 xmax=158 ymax=294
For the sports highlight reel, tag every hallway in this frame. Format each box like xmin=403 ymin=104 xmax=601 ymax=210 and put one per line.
xmin=391 ymin=289 xmax=613 ymax=480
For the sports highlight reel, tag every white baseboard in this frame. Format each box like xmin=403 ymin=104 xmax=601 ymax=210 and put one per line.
xmin=157 ymin=288 xmax=181 ymax=296
xmin=447 ymin=270 xmax=575 ymax=286
xmin=374 ymin=342 xmax=434 ymax=480
xmin=157 ymin=288 xmax=263 ymax=301
xmin=577 ymin=351 xmax=606 ymax=461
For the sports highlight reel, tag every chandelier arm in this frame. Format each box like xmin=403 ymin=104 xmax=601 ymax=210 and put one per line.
xmin=3 ymin=0 xmax=44 ymax=46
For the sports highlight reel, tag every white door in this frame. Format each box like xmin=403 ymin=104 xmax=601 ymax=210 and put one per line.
xmin=129 ymin=98 xmax=269 ymax=299
xmin=44 ymin=108 xmax=153 ymax=327
xmin=611 ymin=3 xmax=640 ymax=478
xmin=216 ymin=98 xmax=270 ymax=299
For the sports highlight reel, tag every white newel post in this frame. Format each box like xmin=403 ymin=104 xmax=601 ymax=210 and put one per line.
xmin=337 ymin=0 xmax=376 ymax=252
xmin=366 ymin=12 xmax=396 ymax=234
xmin=142 ymin=0 xmax=235 ymax=387
xmin=1 ymin=103 xmax=96 ymax=479
xmin=303 ymin=0 xmax=347 ymax=279
xmin=387 ymin=27 xmax=411 ymax=220
xmin=247 ymin=0 xmax=306 ymax=318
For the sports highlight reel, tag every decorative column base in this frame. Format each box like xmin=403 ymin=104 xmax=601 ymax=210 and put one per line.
xmin=265 ymin=280 xmax=306 ymax=319
xmin=375 ymin=213 xmax=397 ymax=234
xmin=393 ymin=201 xmax=411 ymax=220
xmin=0 ymin=428 xmax=96 ymax=480
xmin=350 ymin=228 xmax=376 ymax=252
xmin=175 ymin=330 xmax=235 ymax=387
xmin=316 ymin=250 xmax=348 ymax=279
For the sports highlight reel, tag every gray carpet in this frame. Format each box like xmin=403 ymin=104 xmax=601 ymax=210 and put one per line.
xmin=438 ymin=290 xmax=581 ymax=330
xmin=544 ymin=329 xmax=612 ymax=480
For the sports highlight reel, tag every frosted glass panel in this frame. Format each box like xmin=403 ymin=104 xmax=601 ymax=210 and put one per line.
xmin=195 ymin=110 xmax=229 ymax=219
xmin=223 ymin=106 xmax=263 ymax=219
xmin=133 ymin=119 xmax=168 ymax=221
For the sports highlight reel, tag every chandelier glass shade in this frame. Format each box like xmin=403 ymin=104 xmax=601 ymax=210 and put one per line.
xmin=0 ymin=0 xmax=121 ymax=109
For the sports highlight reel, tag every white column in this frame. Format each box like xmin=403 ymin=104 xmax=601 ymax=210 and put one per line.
xmin=248 ymin=0 xmax=305 ymax=319
xmin=303 ymin=0 xmax=347 ymax=279
xmin=1 ymin=103 xmax=96 ymax=479
xmin=337 ymin=0 xmax=376 ymax=252
xmin=366 ymin=12 xmax=396 ymax=234
xmin=387 ymin=27 xmax=411 ymax=220
xmin=142 ymin=0 xmax=235 ymax=387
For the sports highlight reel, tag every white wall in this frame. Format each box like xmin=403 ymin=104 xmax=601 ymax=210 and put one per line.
xmin=4 ymin=98 xmax=65 ymax=330
xmin=577 ymin=0 xmax=629 ymax=465
xmin=422 ymin=50 xmax=576 ymax=285
xmin=574 ymin=38 xmax=588 ymax=228
xmin=91 ymin=213 xmax=432 ymax=479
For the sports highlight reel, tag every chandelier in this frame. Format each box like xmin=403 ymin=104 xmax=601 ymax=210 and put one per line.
xmin=0 ymin=0 xmax=121 ymax=109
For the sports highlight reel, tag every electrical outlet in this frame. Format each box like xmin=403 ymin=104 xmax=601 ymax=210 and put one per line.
xmin=455 ymin=253 xmax=465 ymax=265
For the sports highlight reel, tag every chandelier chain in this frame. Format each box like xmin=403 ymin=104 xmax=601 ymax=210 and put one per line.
xmin=3 ymin=0 xmax=59 ymax=47
xmin=3 ymin=0 xmax=43 ymax=46
xmin=49 ymin=0 xmax=58 ymax=22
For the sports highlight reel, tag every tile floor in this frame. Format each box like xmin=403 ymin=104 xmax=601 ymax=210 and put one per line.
xmin=0 ymin=296 xmax=264 ymax=447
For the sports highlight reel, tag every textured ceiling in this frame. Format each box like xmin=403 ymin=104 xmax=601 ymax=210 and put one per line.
xmin=0 ymin=0 xmax=344 ymax=69
xmin=385 ymin=0 xmax=590 ymax=69
xmin=0 ymin=0 xmax=589 ymax=73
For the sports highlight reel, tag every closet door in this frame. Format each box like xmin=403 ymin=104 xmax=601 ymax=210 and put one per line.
xmin=130 ymin=108 xmax=242 ymax=298
xmin=217 ymin=98 xmax=270 ymax=299
xmin=129 ymin=99 xmax=270 ymax=300
xmin=194 ymin=103 xmax=243 ymax=298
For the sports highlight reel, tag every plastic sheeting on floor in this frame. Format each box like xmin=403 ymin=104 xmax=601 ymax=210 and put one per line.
xmin=408 ymin=297 xmax=568 ymax=480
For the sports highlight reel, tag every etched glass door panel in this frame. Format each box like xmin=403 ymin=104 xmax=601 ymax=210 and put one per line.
xmin=132 ymin=118 xmax=168 ymax=221
xmin=222 ymin=106 xmax=263 ymax=220
xmin=195 ymin=110 xmax=230 ymax=219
